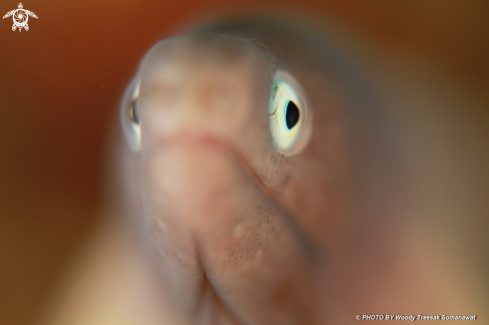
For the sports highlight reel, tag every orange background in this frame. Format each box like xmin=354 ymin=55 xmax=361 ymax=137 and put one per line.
xmin=0 ymin=1 xmax=488 ymax=324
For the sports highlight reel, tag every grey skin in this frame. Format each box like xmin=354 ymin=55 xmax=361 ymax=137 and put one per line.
xmin=118 ymin=18 xmax=401 ymax=325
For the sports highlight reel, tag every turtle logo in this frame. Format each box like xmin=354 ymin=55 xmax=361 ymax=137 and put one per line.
xmin=3 ymin=3 xmax=38 ymax=32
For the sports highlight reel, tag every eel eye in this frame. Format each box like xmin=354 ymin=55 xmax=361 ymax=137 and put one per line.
xmin=130 ymin=98 xmax=140 ymax=125
xmin=122 ymin=79 xmax=141 ymax=152
xmin=268 ymin=70 xmax=311 ymax=155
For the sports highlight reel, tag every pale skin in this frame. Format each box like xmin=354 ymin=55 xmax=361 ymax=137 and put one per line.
xmin=42 ymin=18 xmax=483 ymax=325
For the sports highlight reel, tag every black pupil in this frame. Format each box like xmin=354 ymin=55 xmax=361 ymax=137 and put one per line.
xmin=131 ymin=100 xmax=140 ymax=125
xmin=285 ymin=101 xmax=300 ymax=129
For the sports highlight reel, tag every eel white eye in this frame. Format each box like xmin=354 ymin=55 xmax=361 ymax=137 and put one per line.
xmin=121 ymin=79 xmax=141 ymax=152
xmin=268 ymin=70 xmax=311 ymax=155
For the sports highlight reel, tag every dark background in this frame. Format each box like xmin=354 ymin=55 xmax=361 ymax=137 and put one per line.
xmin=0 ymin=1 xmax=488 ymax=324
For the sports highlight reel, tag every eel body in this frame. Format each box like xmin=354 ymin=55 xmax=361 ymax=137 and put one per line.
xmin=118 ymin=17 xmax=402 ymax=325
xmin=43 ymin=16 xmax=483 ymax=325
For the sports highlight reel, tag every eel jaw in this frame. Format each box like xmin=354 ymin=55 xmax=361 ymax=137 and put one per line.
xmin=142 ymin=140 xmax=319 ymax=324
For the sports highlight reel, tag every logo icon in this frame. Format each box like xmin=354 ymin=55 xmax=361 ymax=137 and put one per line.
xmin=3 ymin=3 xmax=37 ymax=32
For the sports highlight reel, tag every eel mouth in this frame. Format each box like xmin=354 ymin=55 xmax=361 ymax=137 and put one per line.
xmin=145 ymin=131 xmax=272 ymax=199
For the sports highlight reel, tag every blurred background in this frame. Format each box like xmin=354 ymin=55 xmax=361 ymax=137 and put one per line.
xmin=0 ymin=1 xmax=488 ymax=324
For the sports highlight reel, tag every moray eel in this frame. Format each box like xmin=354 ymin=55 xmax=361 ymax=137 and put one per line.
xmin=116 ymin=17 xmax=400 ymax=325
